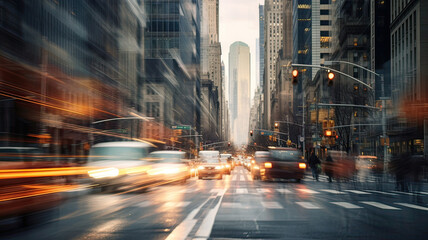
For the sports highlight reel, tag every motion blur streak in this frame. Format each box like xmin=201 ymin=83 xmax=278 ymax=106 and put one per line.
xmin=0 ymin=184 xmax=79 ymax=202
xmin=0 ymin=167 xmax=92 ymax=179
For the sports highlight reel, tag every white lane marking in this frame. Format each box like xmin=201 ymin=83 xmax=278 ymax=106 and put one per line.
xmin=296 ymin=202 xmax=321 ymax=209
xmin=262 ymin=201 xmax=283 ymax=209
xmin=165 ymin=198 xmax=212 ymax=240
xmin=331 ymin=202 xmax=363 ymax=209
xmin=320 ymin=189 xmax=346 ymax=194
xmin=360 ymin=201 xmax=401 ymax=210
xmin=418 ymin=192 xmax=428 ymax=195
xmin=365 ymin=190 xmax=398 ymax=196
xmin=136 ymin=201 xmax=152 ymax=207
xmin=391 ymin=191 xmax=415 ymax=196
xmin=344 ymin=190 xmax=371 ymax=195
xmin=195 ymin=189 xmax=227 ymax=238
xmin=231 ymin=175 xmax=237 ymax=181
xmin=164 ymin=202 xmax=191 ymax=208
xmin=297 ymin=189 xmax=319 ymax=194
xmin=210 ymin=189 xmax=222 ymax=193
xmin=221 ymin=202 xmax=244 ymax=208
xmin=395 ymin=203 xmax=428 ymax=211
xmin=239 ymin=175 xmax=246 ymax=181
xmin=257 ymin=188 xmax=271 ymax=193
xmin=236 ymin=188 xmax=248 ymax=194
xmin=276 ymin=189 xmax=292 ymax=194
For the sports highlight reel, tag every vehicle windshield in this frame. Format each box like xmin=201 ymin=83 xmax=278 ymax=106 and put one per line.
xmin=270 ymin=150 xmax=301 ymax=162
xmin=89 ymin=147 xmax=149 ymax=161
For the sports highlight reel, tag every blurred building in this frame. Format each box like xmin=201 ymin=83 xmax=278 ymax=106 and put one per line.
xmin=228 ymin=41 xmax=251 ymax=146
xmin=259 ymin=4 xmax=265 ymax=89
xmin=143 ymin=0 xmax=201 ymax=149
xmin=0 ymin=0 xmax=146 ymax=158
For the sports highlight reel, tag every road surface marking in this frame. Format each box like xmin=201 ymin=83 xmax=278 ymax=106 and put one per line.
xmin=210 ymin=189 xmax=223 ymax=193
xmin=344 ymin=190 xmax=371 ymax=195
xmin=257 ymin=188 xmax=271 ymax=193
xmin=296 ymin=202 xmax=321 ymax=209
xmin=360 ymin=201 xmax=401 ymax=210
xmin=236 ymin=188 xmax=248 ymax=194
xmin=164 ymin=201 xmax=191 ymax=208
xmin=136 ymin=201 xmax=152 ymax=207
xmin=239 ymin=175 xmax=246 ymax=181
xmin=297 ymin=188 xmax=319 ymax=194
xmin=395 ymin=203 xmax=428 ymax=211
xmin=195 ymin=189 xmax=227 ymax=238
xmin=262 ymin=201 xmax=283 ymax=209
xmin=320 ymin=189 xmax=346 ymax=194
xmin=391 ymin=191 xmax=415 ymax=195
xmin=418 ymin=191 xmax=428 ymax=195
xmin=331 ymin=202 xmax=363 ymax=209
xmin=365 ymin=190 xmax=398 ymax=196
xmin=165 ymin=197 xmax=212 ymax=240
xmin=222 ymin=202 xmax=244 ymax=208
xmin=231 ymin=175 xmax=237 ymax=181
xmin=276 ymin=189 xmax=292 ymax=194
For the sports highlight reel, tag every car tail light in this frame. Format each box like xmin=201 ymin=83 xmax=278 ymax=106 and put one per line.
xmin=264 ymin=162 xmax=272 ymax=168
xmin=299 ymin=163 xmax=306 ymax=169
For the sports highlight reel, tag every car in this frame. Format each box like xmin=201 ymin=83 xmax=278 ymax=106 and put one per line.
xmin=251 ymin=151 xmax=270 ymax=180
xmin=260 ymin=147 xmax=306 ymax=182
xmin=197 ymin=150 xmax=223 ymax=179
xmin=85 ymin=141 xmax=154 ymax=191
xmin=145 ymin=150 xmax=190 ymax=183
xmin=220 ymin=153 xmax=233 ymax=174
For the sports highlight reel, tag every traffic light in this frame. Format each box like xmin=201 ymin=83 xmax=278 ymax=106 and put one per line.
xmin=292 ymin=69 xmax=298 ymax=85
xmin=274 ymin=122 xmax=279 ymax=132
xmin=250 ymin=130 xmax=253 ymax=136
xmin=324 ymin=129 xmax=332 ymax=137
xmin=228 ymin=142 xmax=231 ymax=147
xmin=327 ymin=71 xmax=335 ymax=86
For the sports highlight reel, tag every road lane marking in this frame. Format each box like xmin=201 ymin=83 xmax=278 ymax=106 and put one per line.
xmin=136 ymin=201 xmax=152 ymax=207
xmin=257 ymin=188 xmax=271 ymax=193
xmin=320 ymin=189 xmax=346 ymax=194
xmin=221 ymin=202 xmax=244 ymax=208
xmin=296 ymin=202 xmax=321 ymax=209
xmin=344 ymin=190 xmax=371 ymax=195
xmin=231 ymin=175 xmax=237 ymax=181
xmin=276 ymin=189 xmax=292 ymax=194
xmin=262 ymin=201 xmax=283 ymax=209
xmin=164 ymin=201 xmax=191 ymax=208
xmin=391 ymin=191 xmax=415 ymax=195
xmin=297 ymin=189 xmax=319 ymax=194
xmin=360 ymin=201 xmax=401 ymax=210
xmin=210 ymin=189 xmax=223 ymax=193
xmin=395 ymin=203 xmax=428 ymax=211
xmin=331 ymin=202 xmax=363 ymax=209
xmin=195 ymin=189 xmax=227 ymax=238
xmin=365 ymin=190 xmax=398 ymax=196
xmin=236 ymin=188 xmax=248 ymax=194
xmin=239 ymin=175 xmax=246 ymax=181
xmin=165 ymin=198 xmax=212 ymax=240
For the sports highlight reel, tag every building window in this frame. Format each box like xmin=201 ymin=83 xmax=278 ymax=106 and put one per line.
xmin=320 ymin=20 xmax=331 ymax=26
xmin=320 ymin=10 xmax=329 ymax=15
xmin=320 ymin=0 xmax=330 ymax=4
xmin=146 ymin=102 xmax=160 ymax=118
xmin=320 ymin=31 xmax=330 ymax=37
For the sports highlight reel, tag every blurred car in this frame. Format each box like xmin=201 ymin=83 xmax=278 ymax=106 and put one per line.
xmin=145 ymin=151 xmax=190 ymax=183
xmin=220 ymin=153 xmax=233 ymax=174
xmin=197 ymin=150 xmax=223 ymax=179
xmin=260 ymin=147 xmax=306 ymax=182
xmin=251 ymin=151 xmax=270 ymax=180
xmin=326 ymin=151 xmax=356 ymax=180
xmin=85 ymin=141 xmax=153 ymax=191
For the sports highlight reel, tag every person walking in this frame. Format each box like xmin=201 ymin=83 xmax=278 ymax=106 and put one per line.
xmin=308 ymin=150 xmax=321 ymax=181
xmin=325 ymin=153 xmax=334 ymax=182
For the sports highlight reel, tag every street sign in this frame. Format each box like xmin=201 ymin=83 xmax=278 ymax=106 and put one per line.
xmin=172 ymin=125 xmax=191 ymax=130
xmin=300 ymin=137 xmax=304 ymax=142
xmin=260 ymin=131 xmax=273 ymax=136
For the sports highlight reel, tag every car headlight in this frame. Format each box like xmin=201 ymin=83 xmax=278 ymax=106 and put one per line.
xmin=198 ymin=166 xmax=205 ymax=170
xmin=253 ymin=165 xmax=260 ymax=169
xmin=226 ymin=164 xmax=230 ymax=168
xmin=88 ymin=167 xmax=119 ymax=179
xmin=215 ymin=166 xmax=223 ymax=169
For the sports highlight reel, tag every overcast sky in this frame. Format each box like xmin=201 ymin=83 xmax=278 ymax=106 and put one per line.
xmin=219 ymin=0 xmax=263 ymax=101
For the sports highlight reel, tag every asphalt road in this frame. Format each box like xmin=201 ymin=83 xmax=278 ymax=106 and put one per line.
xmin=3 ymin=166 xmax=428 ymax=240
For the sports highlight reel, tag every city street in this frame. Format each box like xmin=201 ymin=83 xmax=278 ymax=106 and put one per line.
xmin=3 ymin=166 xmax=428 ymax=240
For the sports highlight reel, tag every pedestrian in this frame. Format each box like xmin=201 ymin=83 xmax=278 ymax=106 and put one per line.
xmin=308 ymin=150 xmax=321 ymax=181
xmin=325 ymin=153 xmax=334 ymax=182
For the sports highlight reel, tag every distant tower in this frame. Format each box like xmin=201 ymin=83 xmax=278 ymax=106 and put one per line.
xmin=229 ymin=42 xmax=251 ymax=145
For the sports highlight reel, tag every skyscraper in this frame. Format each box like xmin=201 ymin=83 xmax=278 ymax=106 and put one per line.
xmin=229 ymin=42 xmax=251 ymax=145
xmin=259 ymin=4 xmax=265 ymax=89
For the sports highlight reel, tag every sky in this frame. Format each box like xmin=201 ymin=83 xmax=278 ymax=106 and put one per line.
xmin=219 ymin=0 xmax=263 ymax=101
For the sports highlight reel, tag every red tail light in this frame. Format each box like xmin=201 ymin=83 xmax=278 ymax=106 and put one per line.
xmin=264 ymin=162 xmax=272 ymax=168
xmin=299 ymin=163 xmax=306 ymax=169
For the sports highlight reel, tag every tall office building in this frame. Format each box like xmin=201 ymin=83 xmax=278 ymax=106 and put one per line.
xmin=259 ymin=4 xmax=265 ymax=89
xmin=229 ymin=42 xmax=251 ymax=145
xmin=263 ymin=0 xmax=284 ymax=130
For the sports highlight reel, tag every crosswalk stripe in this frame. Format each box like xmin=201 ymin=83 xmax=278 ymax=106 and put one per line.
xmin=231 ymin=175 xmax=237 ymax=181
xmin=395 ymin=203 xmax=428 ymax=211
xmin=276 ymin=189 xmax=293 ymax=194
xmin=296 ymin=202 xmax=321 ymax=209
xmin=222 ymin=202 xmax=244 ymax=208
xmin=320 ymin=189 xmax=346 ymax=194
xmin=360 ymin=201 xmax=401 ymax=210
xmin=344 ymin=190 xmax=371 ymax=195
xmin=365 ymin=190 xmax=398 ymax=196
xmin=297 ymin=188 xmax=320 ymax=194
xmin=262 ymin=201 xmax=283 ymax=209
xmin=164 ymin=202 xmax=191 ymax=208
xmin=236 ymin=188 xmax=248 ymax=194
xmin=257 ymin=188 xmax=271 ymax=193
xmin=331 ymin=202 xmax=363 ymax=209
xmin=391 ymin=191 xmax=414 ymax=195
xmin=239 ymin=175 xmax=246 ymax=181
xmin=210 ymin=189 xmax=223 ymax=193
